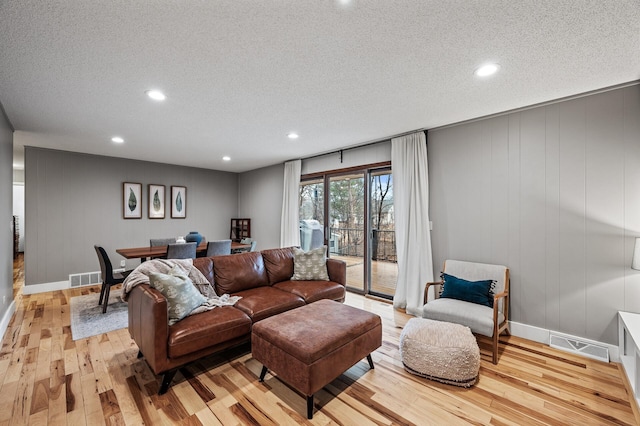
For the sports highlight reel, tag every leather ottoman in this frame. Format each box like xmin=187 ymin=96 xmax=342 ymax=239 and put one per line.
xmin=251 ymin=299 xmax=382 ymax=419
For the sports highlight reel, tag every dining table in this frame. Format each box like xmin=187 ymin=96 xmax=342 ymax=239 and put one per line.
xmin=116 ymin=241 xmax=251 ymax=262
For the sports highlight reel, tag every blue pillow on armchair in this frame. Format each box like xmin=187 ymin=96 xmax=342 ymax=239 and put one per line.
xmin=440 ymin=273 xmax=494 ymax=307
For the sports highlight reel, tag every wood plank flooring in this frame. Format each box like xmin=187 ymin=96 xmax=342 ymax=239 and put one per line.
xmin=332 ymin=255 xmax=398 ymax=296
xmin=2 ymin=255 xmax=639 ymax=425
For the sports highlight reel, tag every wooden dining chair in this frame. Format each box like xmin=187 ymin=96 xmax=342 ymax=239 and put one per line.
xmin=166 ymin=242 xmax=197 ymax=259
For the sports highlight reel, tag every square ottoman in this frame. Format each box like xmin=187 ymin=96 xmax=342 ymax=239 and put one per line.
xmin=252 ymin=299 xmax=382 ymax=419
xmin=400 ymin=317 xmax=480 ymax=387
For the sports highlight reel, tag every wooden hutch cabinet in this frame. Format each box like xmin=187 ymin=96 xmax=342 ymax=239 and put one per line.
xmin=230 ymin=218 xmax=251 ymax=242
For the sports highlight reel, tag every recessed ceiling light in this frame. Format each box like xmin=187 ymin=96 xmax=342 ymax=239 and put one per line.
xmin=474 ymin=63 xmax=500 ymax=77
xmin=288 ymin=132 xmax=299 ymax=139
xmin=145 ymin=90 xmax=166 ymax=101
xmin=222 ymin=156 xmax=231 ymax=161
xmin=111 ymin=136 xmax=124 ymax=143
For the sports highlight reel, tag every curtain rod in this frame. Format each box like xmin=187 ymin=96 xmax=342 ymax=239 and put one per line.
xmin=298 ymin=128 xmax=427 ymax=162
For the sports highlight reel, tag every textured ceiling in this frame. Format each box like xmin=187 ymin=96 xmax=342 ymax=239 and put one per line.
xmin=1 ymin=1 xmax=639 ymax=172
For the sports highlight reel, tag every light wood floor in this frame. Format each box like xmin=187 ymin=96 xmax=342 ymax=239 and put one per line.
xmin=2 ymin=255 xmax=639 ymax=425
xmin=333 ymin=255 xmax=398 ymax=296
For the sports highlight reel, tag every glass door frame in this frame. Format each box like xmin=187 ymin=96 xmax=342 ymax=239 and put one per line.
xmin=300 ymin=161 xmax=393 ymax=299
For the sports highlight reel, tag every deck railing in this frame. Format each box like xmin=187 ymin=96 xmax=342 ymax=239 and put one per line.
xmin=329 ymin=227 xmax=397 ymax=262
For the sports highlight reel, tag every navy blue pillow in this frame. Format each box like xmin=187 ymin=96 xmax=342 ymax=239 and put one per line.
xmin=440 ymin=273 xmax=494 ymax=307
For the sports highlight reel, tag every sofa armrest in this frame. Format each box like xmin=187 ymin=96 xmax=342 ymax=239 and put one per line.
xmin=327 ymin=258 xmax=346 ymax=286
xmin=127 ymin=284 xmax=170 ymax=374
xmin=424 ymin=281 xmax=444 ymax=304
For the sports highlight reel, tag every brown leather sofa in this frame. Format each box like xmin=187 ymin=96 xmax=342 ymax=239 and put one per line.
xmin=127 ymin=246 xmax=346 ymax=394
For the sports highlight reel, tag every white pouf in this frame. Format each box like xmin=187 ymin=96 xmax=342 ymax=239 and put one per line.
xmin=399 ymin=318 xmax=480 ymax=387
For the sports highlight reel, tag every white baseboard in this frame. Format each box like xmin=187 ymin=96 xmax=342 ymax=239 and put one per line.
xmin=509 ymin=320 xmax=619 ymax=363
xmin=0 ymin=300 xmax=17 ymax=343
xmin=22 ymin=280 xmax=69 ymax=295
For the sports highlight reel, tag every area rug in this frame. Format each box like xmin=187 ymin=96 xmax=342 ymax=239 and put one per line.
xmin=70 ymin=289 xmax=128 ymax=340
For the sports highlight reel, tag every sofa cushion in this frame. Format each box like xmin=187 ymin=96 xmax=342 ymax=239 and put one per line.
xmin=273 ymin=280 xmax=345 ymax=303
xmin=149 ymin=267 xmax=207 ymax=325
xmin=232 ymin=286 xmax=305 ymax=322
xmin=261 ymin=247 xmax=295 ymax=285
xmin=193 ymin=257 xmax=215 ymax=286
xmin=213 ymin=251 xmax=269 ymax=294
xmin=423 ymin=298 xmax=504 ymax=337
xmin=291 ymin=246 xmax=329 ymax=281
xmin=168 ymin=306 xmax=251 ymax=358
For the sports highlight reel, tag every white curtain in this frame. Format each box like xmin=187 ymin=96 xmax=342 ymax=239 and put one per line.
xmin=280 ymin=159 xmax=301 ymax=247
xmin=392 ymin=132 xmax=434 ymax=316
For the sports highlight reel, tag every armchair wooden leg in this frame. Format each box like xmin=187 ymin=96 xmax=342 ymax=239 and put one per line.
xmin=492 ymin=332 xmax=499 ymax=364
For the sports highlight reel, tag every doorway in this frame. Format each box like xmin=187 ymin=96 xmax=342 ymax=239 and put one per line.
xmin=299 ymin=165 xmax=397 ymax=299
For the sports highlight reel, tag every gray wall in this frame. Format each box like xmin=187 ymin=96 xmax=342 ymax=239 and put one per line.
xmin=25 ymin=147 xmax=238 ymax=286
xmin=428 ymin=84 xmax=640 ymax=345
xmin=238 ymin=163 xmax=284 ymax=251
xmin=0 ymin=109 xmax=13 ymax=317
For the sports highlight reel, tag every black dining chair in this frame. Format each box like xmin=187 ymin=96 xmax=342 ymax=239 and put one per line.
xmin=94 ymin=245 xmax=131 ymax=313
xmin=206 ymin=239 xmax=232 ymax=256
xmin=166 ymin=242 xmax=197 ymax=259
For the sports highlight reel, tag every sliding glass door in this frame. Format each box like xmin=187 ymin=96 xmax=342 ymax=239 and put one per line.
xmin=300 ymin=165 xmax=397 ymax=299
xmin=369 ymin=169 xmax=396 ymax=297
xmin=329 ymin=173 xmax=366 ymax=292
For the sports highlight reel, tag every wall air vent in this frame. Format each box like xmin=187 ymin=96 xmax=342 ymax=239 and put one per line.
xmin=549 ymin=333 xmax=609 ymax=363
xmin=69 ymin=271 xmax=102 ymax=288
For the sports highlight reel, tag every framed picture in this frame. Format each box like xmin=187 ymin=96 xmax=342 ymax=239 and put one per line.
xmin=123 ymin=182 xmax=142 ymax=219
xmin=171 ymin=186 xmax=187 ymax=218
xmin=148 ymin=184 xmax=165 ymax=219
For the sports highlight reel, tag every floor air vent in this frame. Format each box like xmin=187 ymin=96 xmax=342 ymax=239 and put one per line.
xmin=69 ymin=271 xmax=101 ymax=287
xmin=549 ymin=333 xmax=609 ymax=362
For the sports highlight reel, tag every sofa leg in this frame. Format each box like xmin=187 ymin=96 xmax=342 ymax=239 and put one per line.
xmin=492 ymin=333 xmax=499 ymax=364
xmin=367 ymin=354 xmax=374 ymax=369
xmin=259 ymin=366 xmax=268 ymax=382
xmin=307 ymin=395 xmax=314 ymax=419
xmin=159 ymin=369 xmax=178 ymax=395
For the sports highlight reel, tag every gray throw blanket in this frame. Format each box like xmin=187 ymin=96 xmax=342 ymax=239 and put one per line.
xmin=121 ymin=258 xmax=240 ymax=317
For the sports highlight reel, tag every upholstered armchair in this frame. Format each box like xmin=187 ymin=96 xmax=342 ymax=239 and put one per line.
xmin=422 ymin=259 xmax=510 ymax=364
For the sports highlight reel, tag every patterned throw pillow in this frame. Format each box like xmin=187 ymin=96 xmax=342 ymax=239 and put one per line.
xmin=149 ymin=266 xmax=207 ymax=325
xmin=291 ymin=245 xmax=329 ymax=281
